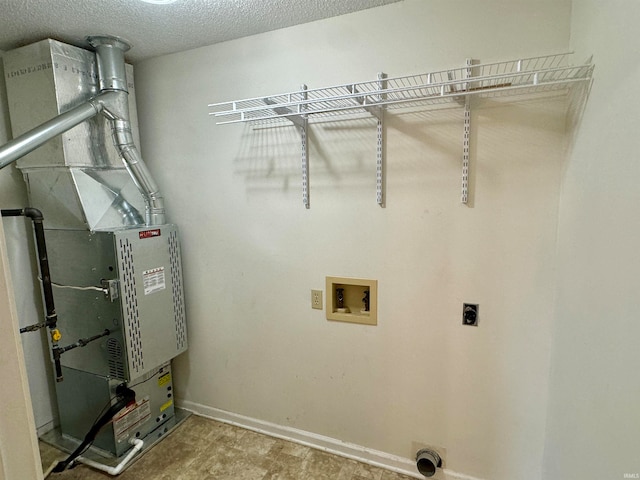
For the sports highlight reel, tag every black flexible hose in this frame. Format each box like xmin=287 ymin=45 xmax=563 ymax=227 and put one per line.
xmin=52 ymin=385 xmax=136 ymax=473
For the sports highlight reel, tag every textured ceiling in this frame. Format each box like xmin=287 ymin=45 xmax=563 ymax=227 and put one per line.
xmin=0 ymin=0 xmax=402 ymax=62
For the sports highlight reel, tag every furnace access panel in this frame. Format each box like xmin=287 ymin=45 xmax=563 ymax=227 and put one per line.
xmin=46 ymin=224 xmax=188 ymax=382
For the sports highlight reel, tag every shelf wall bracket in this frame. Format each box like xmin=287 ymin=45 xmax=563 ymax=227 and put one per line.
xmin=347 ymin=73 xmax=387 ymax=206
xmin=300 ymin=115 xmax=309 ymax=209
xmin=461 ymin=58 xmax=473 ymax=205
xmin=263 ymin=85 xmax=310 ymax=208
xmin=375 ymin=73 xmax=387 ymax=207
xmin=210 ymin=53 xmax=594 ymax=209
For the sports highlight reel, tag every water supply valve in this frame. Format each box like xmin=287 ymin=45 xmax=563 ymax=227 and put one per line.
xmin=51 ymin=329 xmax=62 ymax=342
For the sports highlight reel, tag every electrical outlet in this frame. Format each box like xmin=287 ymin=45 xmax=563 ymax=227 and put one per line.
xmin=463 ymin=303 xmax=479 ymax=326
xmin=311 ymin=289 xmax=323 ymax=310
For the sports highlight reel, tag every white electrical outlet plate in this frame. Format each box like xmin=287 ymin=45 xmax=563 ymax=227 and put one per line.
xmin=311 ymin=290 xmax=323 ymax=309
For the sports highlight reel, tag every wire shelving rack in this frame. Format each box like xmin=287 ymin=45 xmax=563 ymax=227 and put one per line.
xmin=209 ymin=53 xmax=594 ymax=207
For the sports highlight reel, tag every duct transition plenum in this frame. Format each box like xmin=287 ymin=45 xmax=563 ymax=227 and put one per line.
xmin=3 ymin=39 xmax=145 ymax=231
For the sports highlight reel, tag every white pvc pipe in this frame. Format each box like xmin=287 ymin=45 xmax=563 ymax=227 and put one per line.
xmin=76 ymin=438 xmax=144 ymax=476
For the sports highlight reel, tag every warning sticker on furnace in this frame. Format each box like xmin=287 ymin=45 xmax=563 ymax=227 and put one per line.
xmin=143 ymin=267 xmax=166 ymax=295
xmin=113 ymin=396 xmax=151 ymax=443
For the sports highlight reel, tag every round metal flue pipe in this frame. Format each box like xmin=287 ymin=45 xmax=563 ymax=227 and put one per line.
xmin=87 ymin=34 xmax=166 ymax=226
xmin=87 ymin=35 xmax=131 ymax=92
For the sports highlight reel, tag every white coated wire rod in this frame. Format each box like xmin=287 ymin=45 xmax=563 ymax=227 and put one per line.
xmin=209 ymin=64 xmax=593 ymax=119
xmin=208 ymin=52 xmax=575 ymax=110
xmin=213 ymin=76 xmax=590 ymax=125
xmin=209 ymin=59 xmax=582 ymax=115
xmin=212 ymin=72 xmax=589 ymax=120
xmin=212 ymin=74 xmax=590 ymax=121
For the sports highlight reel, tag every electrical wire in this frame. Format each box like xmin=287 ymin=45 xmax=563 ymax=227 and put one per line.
xmin=67 ymin=390 xmax=130 ymax=467
xmin=90 ymin=371 xmax=161 ymax=436
xmin=49 ymin=369 xmax=164 ymax=473
xmin=53 ymin=372 xmax=161 ymax=471
xmin=61 ymin=396 xmax=119 ymax=469
xmin=37 ymin=275 xmax=106 ymax=293
xmin=127 ymin=369 xmax=161 ymax=390
xmin=52 ymin=386 xmax=135 ymax=473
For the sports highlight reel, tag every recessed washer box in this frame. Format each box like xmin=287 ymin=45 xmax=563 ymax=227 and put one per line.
xmin=326 ymin=276 xmax=377 ymax=326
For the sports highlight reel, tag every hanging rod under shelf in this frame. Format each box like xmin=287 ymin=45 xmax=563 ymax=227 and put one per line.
xmin=208 ymin=53 xmax=594 ymax=125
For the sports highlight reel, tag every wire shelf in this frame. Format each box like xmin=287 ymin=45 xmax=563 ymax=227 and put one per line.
xmin=209 ymin=53 xmax=594 ymax=125
xmin=208 ymin=53 xmax=593 ymax=209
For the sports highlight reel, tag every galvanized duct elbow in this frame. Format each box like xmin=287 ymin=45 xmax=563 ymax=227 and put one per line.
xmin=88 ymin=35 xmax=165 ymax=226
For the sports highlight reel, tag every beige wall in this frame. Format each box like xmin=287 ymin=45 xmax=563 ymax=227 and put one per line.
xmin=6 ymin=1 xmax=636 ymax=479
xmin=0 ymin=221 xmax=43 ymax=480
xmin=0 ymin=49 xmax=42 ymax=480
xmin=0 ymin=51 xmax=56 ymax=432
xmin=135 ymin=1 xmax=571 ymax=478
xmin=544 ymin=1 xmax=640 ymax=478
xmin=0 ymin=52 xmax=25 ymax=201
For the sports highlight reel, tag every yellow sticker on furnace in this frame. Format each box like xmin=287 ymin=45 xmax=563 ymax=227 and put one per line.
xmin=160 ymin=399 xmax=173 ymax=412
xmin=158 ymin=372 xmax=171 ymax=387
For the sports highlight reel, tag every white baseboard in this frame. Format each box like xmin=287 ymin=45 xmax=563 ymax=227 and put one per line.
xmin=177 ymin=399 xmax=484 ymax=480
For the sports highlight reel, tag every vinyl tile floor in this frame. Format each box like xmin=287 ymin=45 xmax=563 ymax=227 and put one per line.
xmin=40 ymin=415 xmax=417 ymax=480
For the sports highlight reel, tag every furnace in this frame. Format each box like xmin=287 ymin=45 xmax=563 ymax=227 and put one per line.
xmin=0 ymin=36 xmax=187 ymax=473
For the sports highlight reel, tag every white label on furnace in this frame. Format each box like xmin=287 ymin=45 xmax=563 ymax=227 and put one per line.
xmin=143 ymin=267 xmax=166 ymax=295
xmin=113 ymin=396 xmax=151 ymax=443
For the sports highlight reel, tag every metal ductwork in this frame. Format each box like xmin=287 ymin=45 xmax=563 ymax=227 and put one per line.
xmin=88 ymin=35 xmax=165 ymax=227
xmin=0 ymin=35 xmax=164 ymax=228
xmin=0 ymin=37 xmax=187 ymax=468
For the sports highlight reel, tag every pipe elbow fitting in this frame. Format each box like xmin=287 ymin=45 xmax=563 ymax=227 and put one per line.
xmin=22 ymin=207 xmax=44 ymax=221
xmin=147 ymin=194 xmax=166 ymax=226
xmin=95 ymin=91 xmax=128 ymax=121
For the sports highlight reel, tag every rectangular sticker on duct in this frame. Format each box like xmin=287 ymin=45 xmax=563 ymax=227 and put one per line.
xmin=143 ymin=267 xmax=166 ymax=295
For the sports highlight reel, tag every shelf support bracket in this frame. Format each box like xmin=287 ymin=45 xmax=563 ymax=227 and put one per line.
xmin=210 ymin=53 xmax=593 ymax=209
xmin=347 ymin=73 xmax=387 ymax=206
xmin=264 ymin=85 xmax=310 ymax=208
xmin=375 ymin=73 xmax=387 ymax=207
xmin=461 ymin=58 xmax=473 ymax=205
